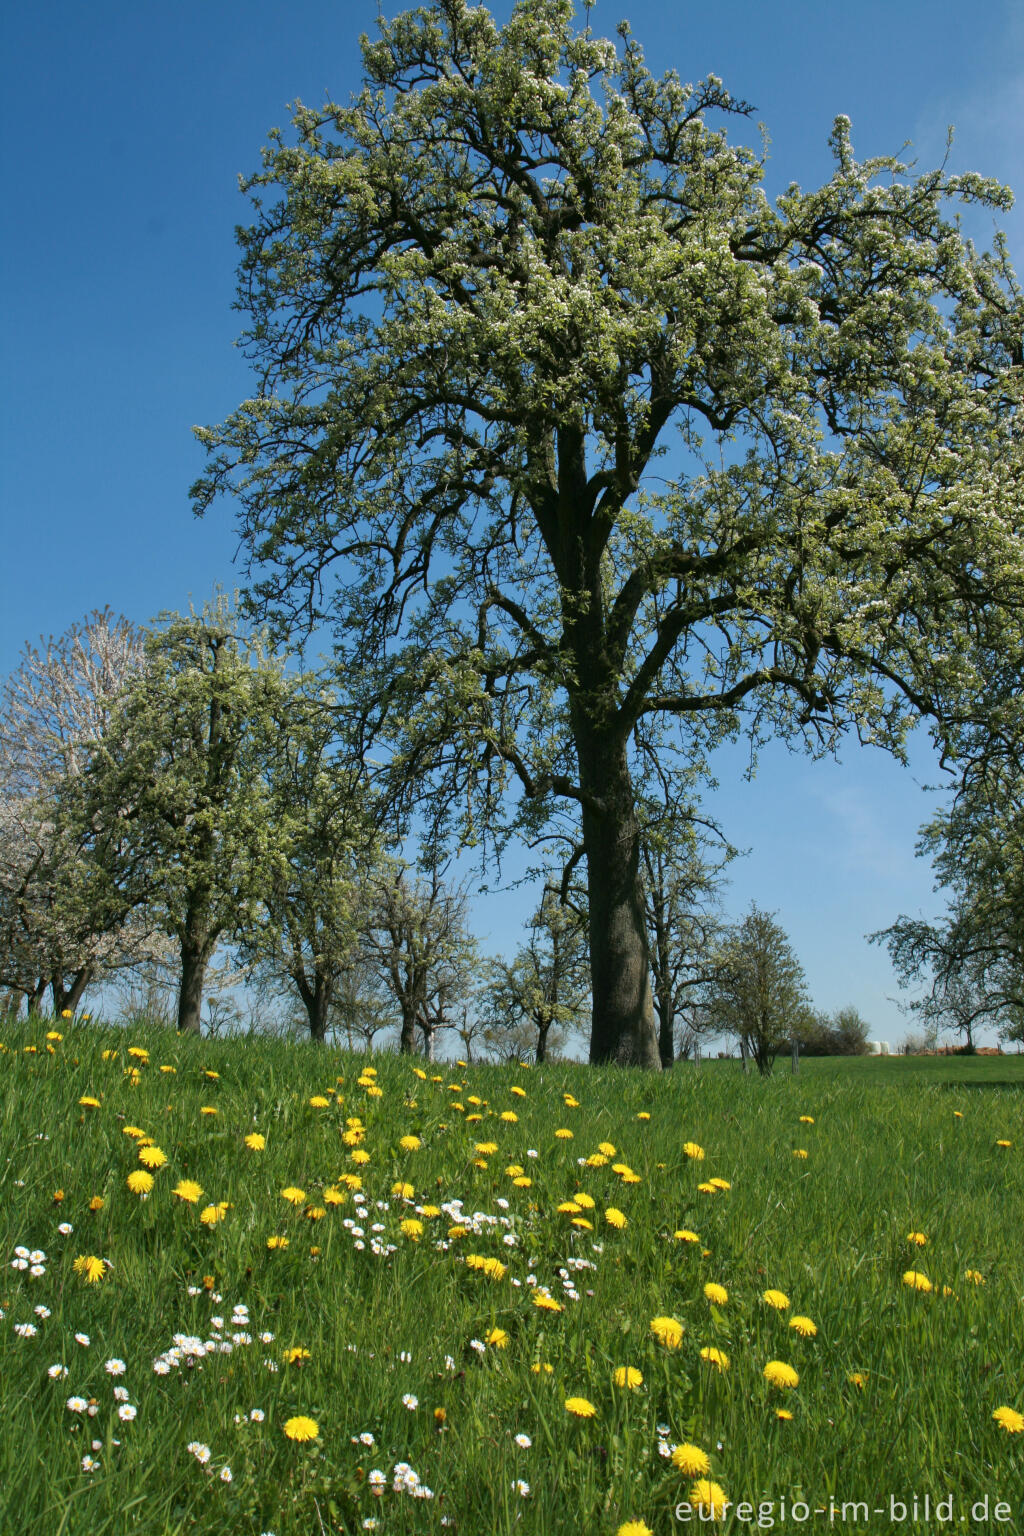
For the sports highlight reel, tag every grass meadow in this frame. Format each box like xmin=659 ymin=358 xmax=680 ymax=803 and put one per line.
xmin=1 ymin=1017 xmax=1022 ymax=1536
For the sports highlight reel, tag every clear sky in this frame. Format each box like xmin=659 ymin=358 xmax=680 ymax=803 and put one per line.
xmin=2 ymin=0 xmax=1022 ymax=1046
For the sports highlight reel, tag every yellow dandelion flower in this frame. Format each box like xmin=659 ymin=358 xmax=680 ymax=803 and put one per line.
xmin=965 ymin=1269 xmax=985 ymax=1285
xmin=573 ymin=1192 xmax=595 ymax=1209
xmin=88 ymin=1195 xmax=104 ymax=1211
xmin=697 ymin=1181 xmax=717 ymax=1193
xmin=282 ymin=1345 xmax=311 ymax=1364
xmin=513 ymin=1175 xmax=532 ymax=1189
xmin=902 ymin=1270 xmax=932 ymax=1293
xmin=637 ymin=1111 xmax=651 ymax=1120
xmin=485 ymin=1327 xmax=509 ymax=1348
xmin=992 ymin=1406 xmax=1024 ymax=1434
xmin=564 ymin=1396 xmax=597 ymax=1419
xmin=563 ymin=1094 xmax=580 ymax=1108
xmin=500 ymin=1111 xmax=518 ymax=1122
xmin=281 ymin=1187 xmax=307 ymax=1205
xmin=907 ymin=1231 xmax=927 ymax=1246
xmin=674 ymin=1228 xmax=700 ymax=1244
xmin=689 ymin=1480 xmax=729 ymax=1519
xmin=763 ymin=1360 xmax=799 ymax=1388
xmin=848 ymin=1372 xmax=866 ymax=1389
xmin=683 ymin=1141 xmax=705 ymax=1160
xmin=72 ymin=1254 xmax=105 ymax=1283
xmin=700 ymin=1346 xmax=730 ymax=1372
xmin=138 ymin=1145 xmax=167 ymax=1169
xmin=762 ymin=1289 xmax=789 ymax=1310
xmin=996 ymin=1138 xmax=1012 ymax=1148
xmin=532 ymin=1291 xmax=563 ymax=1312
xmin=200 ymin=1106 xmax=217 ymax=1116
xmin=704 ymin=1282 xmax=728 ymax=1305
xmin=399 ymin=1135 xmax=422 ymax=1151
xmin=126 ymin=1170 xmax=154 ymax=1195
xmin=283 ymin=1415 xmax=319 ymax=1442
xmin=401 ymin=1218 xmax=424 ymax=1240
xmin=799 ymin=1115 xmax=815 ymax=1124
xmin=78 ymin=1095 xmax=101 ymax=1109
xmin=350 ymin=1149 xmax=370 ymax=1165
xmin=308 ymin=1095 xmax=330 ymax=1108
xmin=510 ymin=1085 xmax=527 ymax=1097
xmin=792 ymin=1149 xmax=809 ymax=1160
xmin=671 ymin=1443 xmax=710 ymax=1476
xmin=789 ymin=1315 xmax=817 ymax=1337
xmin=776 ymin=1408 xmax=794 ymax=1421
xmin=558 ymin=1201 xmax=582 ymax=1214
xmin=266 ymin=1235 xmax=289 ymax=1249
xmin=649 ymin=1316 xmax=684 ymax=1349
xmin=200 ymin=1204 xmax=226 ymax=1225
xmin=586 ymin=1153 xmax=608 ymax=1167
xmin=244 ymin=1133 xmax=266 ymax=1150
xmin=172 ymin=1179 xmax=203 ymax=1203
xmin=598 ymin=1142 xmax=616 ymax=1156
xmin=555 ymin=1128 xmax=573 ymax=1139
xmin=122 ymin=1125 xmax=146 ymax=1139
xmin=571 ymin=1216 xmax=594 ymax=1230
xmin=613 ymin=1366 xmax=643 ymax=1389
xmin=616 ymin=1523 xmax=654 ymax=1536
xmin=530 ymin=1361 xmax=554 ymax=1374
xmin=605 ymin=1207 xmax=628 ymax=1229
xmin=475 ymin=1142 xmax=498 ymax=1155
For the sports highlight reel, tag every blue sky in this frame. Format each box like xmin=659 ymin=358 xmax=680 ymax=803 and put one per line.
xmin=2 ymin=0 xmax=1022 ymax=1045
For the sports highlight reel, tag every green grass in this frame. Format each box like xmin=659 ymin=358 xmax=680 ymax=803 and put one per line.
xmin=1 ymin=1016 xmax=1022 ymax=1535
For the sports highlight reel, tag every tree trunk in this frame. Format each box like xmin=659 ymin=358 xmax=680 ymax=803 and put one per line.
xmin=739 ymin=1036 xmax=750 ymax=1074
xmin=52 ymin=965 xmax=93 ymax=1019
xmin=576 ymin=734 xmax=661 ymax=1069
xmin=535 ymin=1013 xmax=550 ymax=1064
xmin=791 ymin=1035 xmax=799 ymax=1075
xmin=399 ymin=1003 xmax=417 ymax=1055
xmin=308 ymin=976 xmax=332 ymax=1043
xmin=177 ymin=935 xmax=212 ymax=1035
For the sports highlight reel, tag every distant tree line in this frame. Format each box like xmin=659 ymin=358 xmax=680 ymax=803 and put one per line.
xmin=4 ymin=599 xmax=1023 ymax=1070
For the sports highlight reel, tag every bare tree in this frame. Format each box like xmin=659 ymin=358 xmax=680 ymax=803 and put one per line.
xmin=362 ymin=864 xmax=477 ymax=1058
xmin=479 ymin=884 xmax=589 ymax=1063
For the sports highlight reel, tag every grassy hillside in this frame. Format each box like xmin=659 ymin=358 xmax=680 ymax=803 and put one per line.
xmin=2 ymin=1016 xmax=1022 ymax=1535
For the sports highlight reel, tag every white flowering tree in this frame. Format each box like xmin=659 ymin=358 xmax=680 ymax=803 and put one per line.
xmin=193 ymin=0 xmax=1023 ymax=1067
xmin=235 ymin=680 xmax=393 ymax=1042
xmin=0 ymin=609 xmax=152 ymax=1015
xmin=79 ymin=600 xmax=292 ymax=1034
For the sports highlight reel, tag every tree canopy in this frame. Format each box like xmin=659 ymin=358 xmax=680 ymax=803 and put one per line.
xmin=194 ymin=0 xmax=1023 ymax=1067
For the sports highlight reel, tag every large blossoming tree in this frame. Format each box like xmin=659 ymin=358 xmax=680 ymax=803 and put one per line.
xmin=194 ymin=0 xmax=1023 ymax=1066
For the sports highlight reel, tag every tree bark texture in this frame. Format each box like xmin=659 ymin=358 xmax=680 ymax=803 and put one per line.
xmin=577 ymin=733 xmax=661 ymax=1069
